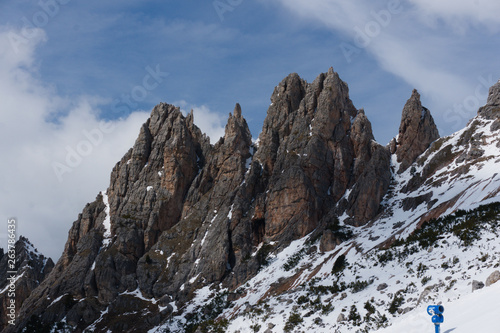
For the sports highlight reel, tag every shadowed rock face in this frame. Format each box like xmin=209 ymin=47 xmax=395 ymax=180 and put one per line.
xmin=10 ymin=69 xmax=408 ymax=332
xmin=394 ymin=89 xmax=440 ymax=173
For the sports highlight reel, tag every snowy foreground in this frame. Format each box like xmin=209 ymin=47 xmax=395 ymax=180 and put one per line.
xmin=376 ymin=281 xmax=500 ymax=333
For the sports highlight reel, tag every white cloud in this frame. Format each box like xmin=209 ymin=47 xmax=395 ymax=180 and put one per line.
xmin=0 ymin=28 xmax=150 ymax=260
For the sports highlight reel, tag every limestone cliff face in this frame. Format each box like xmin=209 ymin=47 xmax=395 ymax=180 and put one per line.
xmin=11 ymin=69 xmax=439 ymax=332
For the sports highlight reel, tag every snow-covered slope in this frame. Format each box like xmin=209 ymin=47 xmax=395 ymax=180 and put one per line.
xmin=357 ymin=114 xmax=500 ymax=253
xmin=149 ymin=201 xmax=500 ymax=332
xmin=376 ymin=281 xmax=500 ymax=333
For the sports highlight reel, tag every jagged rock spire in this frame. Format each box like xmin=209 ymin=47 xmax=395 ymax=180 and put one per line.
xmin=395 ymin=89 xmax=439 ymax=173
xmin=478 ymin=80 xmax=500 ymax=120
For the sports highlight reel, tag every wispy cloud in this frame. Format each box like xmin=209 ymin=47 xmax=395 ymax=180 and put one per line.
xmin=408 ymin=0 xmax=500 ymax=30
xmin=271 ymin=0 xmax=500 ymax=134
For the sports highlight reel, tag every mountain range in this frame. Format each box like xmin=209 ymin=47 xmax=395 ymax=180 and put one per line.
xmin=2 ymin=68 xmax=500 ymax=333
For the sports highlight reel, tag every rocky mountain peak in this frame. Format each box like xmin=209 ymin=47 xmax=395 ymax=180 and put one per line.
xmin=233 ymin=102 xmax=242 ymax=118
xmin=224 ymin=103 xmax=251 ymax=147
xmin=11 ymin=69 xmax=468 ymax=332
xmin=478 ymin=80 xmax=500 ymax=120
xmin=487 ymin=80 xmax=500 ymax=106
xmin=394 ymin=89 xmax=439 ymax=173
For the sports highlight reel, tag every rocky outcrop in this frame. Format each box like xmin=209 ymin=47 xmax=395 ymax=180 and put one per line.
xmin=478 ymin=80 xmax=500 ymax=120
xmin=478 ymin=80 xmax=500 ymax=133
xmin=485 ymin=270 xmax=500 ymax=287
xmin=0 ymin=237 xmax=54 ymax=331
xmin=11 ymin=69 xmax=396 ymax=332
xmin=394 ymin=89 xmax=439 ymax=173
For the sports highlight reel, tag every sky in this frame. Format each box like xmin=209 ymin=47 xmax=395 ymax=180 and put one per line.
xmin=1 ymin=0 xmax=499 ymax=260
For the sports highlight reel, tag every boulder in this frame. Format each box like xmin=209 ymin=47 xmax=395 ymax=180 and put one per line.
xmin=472 ymin=280 xmax=485 ymax=292
xmin=485 ymin=270 xmax=500 ymax=287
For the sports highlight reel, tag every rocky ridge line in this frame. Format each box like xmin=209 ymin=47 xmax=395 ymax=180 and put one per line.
xmin=10 ymin=68 xmax=445 ymax=332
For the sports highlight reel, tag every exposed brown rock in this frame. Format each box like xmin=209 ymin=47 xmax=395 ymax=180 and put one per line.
xmin=485 ymin=270 xmax=500 ymax=287
xmin=319 ymin=230 xmax=340 ymax=252
xmin=347 ymin=110 xmax=391 ymax=224
xmin=395 ymin=89 xmax=439 ymax=173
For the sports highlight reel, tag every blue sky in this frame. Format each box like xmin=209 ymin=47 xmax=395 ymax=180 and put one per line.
xmin=1 ymin=0 xmax=499 ymax=259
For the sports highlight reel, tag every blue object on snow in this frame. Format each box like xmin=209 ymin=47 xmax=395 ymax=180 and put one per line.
xmin=427 ymin=305 xmax=444 ymax=315
xmin=427 ymin=305 xmax=444 ymax=333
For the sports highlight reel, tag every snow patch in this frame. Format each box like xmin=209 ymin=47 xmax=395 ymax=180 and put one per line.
xmin=101 ymin=191 xmax=112 ymax=247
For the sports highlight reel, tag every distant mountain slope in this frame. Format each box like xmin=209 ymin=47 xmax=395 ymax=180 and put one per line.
xmin=0 ymin=236 xmax=53 ymax=331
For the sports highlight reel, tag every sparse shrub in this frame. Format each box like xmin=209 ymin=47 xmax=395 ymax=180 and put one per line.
xmin=364 ymin=300 xmax=376 ymax=315
xmin=283 ymin=248 xmax=306 ymax=271
xmin=479 ymin=253 xmax=489 ymax=262
xmin=250 ymin=323 xmax=261 ymax=332
xmin=445 ymin=279 xmax=457 ymax=292
xmin=284 ymin=312 xmax=303 ymax=332
xmin=349 ymin=279 xmax=372 ymax=293
xmin=348 ymin=305 xmax=362 ymax=326
xmin=321 ymin=303 xmax=334 ymax=315
xmin=313 ymin=317 xmax=323 ymax=325
xmin=378 ymin=251 xmax=394 ymax=265
xmin=309 ymin=281 xmax=347 ymax=296
xmin=375 ymin=314 xmax=388 ymax=328
xmin=297 ymin=295 xmax=309 ymax=305
xmin=195 ymin=318 xmax=229 ymax=333
xmin=364 ymin=300 xmax=376 ymax=322
xmin=332 ymin=254 xmax=347 ymax=275
xmin=326 ymin=216 xmax=353 ymax=241
xmin=417 ymin=263 xmax=428 ymax=278
xmin=256 ymin=243 xmax=274 ymax=268
xmin=183 ymin=292 xmax=231 ymax=332
xmin=421 ymin=276 xmax=431 ymax=285
xmin=388 ymin=291 xmax=404 ymax=315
